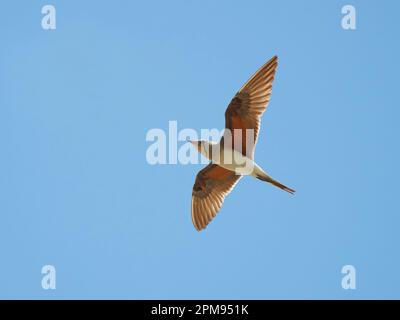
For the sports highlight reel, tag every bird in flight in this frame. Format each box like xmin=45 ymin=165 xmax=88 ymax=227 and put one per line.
xmin=189 ymin=56 xmax=295 ymax=231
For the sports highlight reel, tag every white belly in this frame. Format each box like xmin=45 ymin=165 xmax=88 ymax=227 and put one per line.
xmin=210 ymin=147 xmax=258 ymax=176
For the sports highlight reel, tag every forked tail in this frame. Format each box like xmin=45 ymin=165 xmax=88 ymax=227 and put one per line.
xmin=255 ymin=171 xmax=295 ymax=194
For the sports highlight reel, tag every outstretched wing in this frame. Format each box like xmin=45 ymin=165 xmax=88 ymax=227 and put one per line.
xmin=223 ymin=56 xmax=278 ymax=158
xmin=192 ymin=164 xmax=242 ymax=231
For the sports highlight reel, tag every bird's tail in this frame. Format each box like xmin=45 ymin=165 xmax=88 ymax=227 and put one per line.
xmin=255 ymin=171 xmax=295 ymax=194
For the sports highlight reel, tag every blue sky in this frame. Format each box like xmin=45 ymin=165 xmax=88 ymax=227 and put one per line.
xmin=1 ymin=0 xmax=399 ymax=299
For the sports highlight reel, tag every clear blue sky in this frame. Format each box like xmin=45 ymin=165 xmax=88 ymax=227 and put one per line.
xmin=1 ymin=0 xmax=399 ymax=299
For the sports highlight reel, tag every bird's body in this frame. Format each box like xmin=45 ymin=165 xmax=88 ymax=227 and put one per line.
xmin=196 ymin=140 xmax=256 ymax=175
xmin=190 ymin=56 xmax=295 ymax=231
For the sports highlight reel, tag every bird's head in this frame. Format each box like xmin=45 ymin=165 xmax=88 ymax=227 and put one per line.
xmin=187 ymin=140 xmax=204 ymax=154
xmin=188 ymin=139 xmax=219 ymax=160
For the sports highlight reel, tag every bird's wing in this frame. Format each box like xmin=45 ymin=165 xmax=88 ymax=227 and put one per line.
xmin=192 ymin=163 xmax=242 ymax=231
xmin=223 ymin=55 xmax=278 ymax=158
